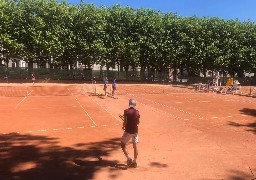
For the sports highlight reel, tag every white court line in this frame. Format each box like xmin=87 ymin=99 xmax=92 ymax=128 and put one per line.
xmin=90 ymin=97 xmax=122 ymax=123
xmin=15 ymin=90 xmax=33 ymax=109
xmin=104 ymin=108 xmax=122 ymax=123
xmin=74 ymin=97 xmax=97 ymax=126
xmin=1 ymin=124 xmax=117 ymax=135
xmin=38 ymin=129 xmax=46 ymax=132
xmin=15 ymin=96 xmax=27 ymax=109
xmin=68 ymin=89 xmax=97 ymax=127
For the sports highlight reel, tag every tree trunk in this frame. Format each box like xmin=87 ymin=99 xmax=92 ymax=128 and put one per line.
xmin=28 ymin=59 xmax=33 ymax=68
xmin=203 ymin=68 xmax=207 ymax=77
xmin=117 ymin=62 xmax=120 ymax=79
xmin=140 ymin=66 xmax=145 ymax=81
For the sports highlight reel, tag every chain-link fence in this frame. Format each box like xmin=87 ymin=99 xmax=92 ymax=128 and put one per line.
xmin=0 ymin=67 xmax=255 ymax=85
xmin=0 ymin=67 xmax=169 ymax=83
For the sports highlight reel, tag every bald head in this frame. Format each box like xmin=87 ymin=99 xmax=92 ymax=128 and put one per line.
xmin=129 ymin=99 xmax=136 ymax=108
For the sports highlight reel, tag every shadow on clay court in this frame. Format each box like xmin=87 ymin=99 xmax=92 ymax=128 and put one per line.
xmin=239 ymin=108 xmax=256 ymax=117
xmin=228 ymin=108 xmax=256 ymax=135
xmin=0 ymin=133 xmax=125 ymax=180
xmin=225 ymin=169 xmax=255 ymax=180
xmin=149 ymin=162 xmax=168 ymax=168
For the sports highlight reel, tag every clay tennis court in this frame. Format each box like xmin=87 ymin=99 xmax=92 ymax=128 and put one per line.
xmin=0 ymin=83 xmax=255 ymax=179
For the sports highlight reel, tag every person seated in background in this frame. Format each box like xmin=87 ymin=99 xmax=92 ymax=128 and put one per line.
xmin=91 ymin=76 xmax=96 ymax=84
xmin=232 ymin=80 xmax=240 ymax=91
xmin=4 ymin=74 xmax=8 ymax=83
xmin=31 ymin=73 xmax=35 ymax=85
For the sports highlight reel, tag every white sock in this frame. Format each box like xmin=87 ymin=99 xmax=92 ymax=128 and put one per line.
xmin=126 ymin=154 xmax=131 ymax=160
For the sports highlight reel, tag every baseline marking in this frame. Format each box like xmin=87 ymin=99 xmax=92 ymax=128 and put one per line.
xmin=0 ymin=124 xmax=116 ymax=134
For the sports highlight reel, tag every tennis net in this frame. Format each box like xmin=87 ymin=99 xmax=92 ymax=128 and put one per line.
xmin=0 ymin=84 xmax=96 ymax=97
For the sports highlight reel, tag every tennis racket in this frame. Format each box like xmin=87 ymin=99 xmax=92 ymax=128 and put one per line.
xmin=119 ymin=114 xmax=124 ymax=121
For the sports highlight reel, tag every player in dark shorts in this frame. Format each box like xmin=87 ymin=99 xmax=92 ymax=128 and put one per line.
xmin=112 ymin=77 xmax=116 ymax=96
xmin=121 ymin=99 xmax=140 ymax=168
xmin=103 ymin=77 xmax=108 ymax=96
xmin=4 ymin=74 xmax=8 ymax=83
xmin=91 ymin=76 xmax=96 ymax=84
xmin=31 ymin=73 xmax=35 ymax=85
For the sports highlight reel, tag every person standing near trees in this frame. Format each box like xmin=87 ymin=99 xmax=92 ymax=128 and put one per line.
xmin=4 ymin=74 xmax=8 ymax=83
xmin=31 ymin=73 xmax=35 ymax=85
xmin=92 ymin=76 xmax=96 ymax=84
xmin=103 ymin=77 xmax=108 ymax=96
xmin=112 ymin=77 xmax=117 ymax=96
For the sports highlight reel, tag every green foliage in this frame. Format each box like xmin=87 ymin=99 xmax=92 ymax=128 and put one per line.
xmin=1 ymin=0 xmax=256 ymax=77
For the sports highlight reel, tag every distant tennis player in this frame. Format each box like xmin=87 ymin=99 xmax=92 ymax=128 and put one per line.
xmin=31 ymin=73 xmax=35 ymax=85
xmin=112 ymin=77 xmax=117 ymax=96
xmin=92 ymin=76 xmax=96 ymax=84
xmin=121 ymin=99 xmax=140 ymax=168
xmin=4 ymin=74 xmax=8 ymax=83
xmin=103 ymin=77 xmax=108 ymax=96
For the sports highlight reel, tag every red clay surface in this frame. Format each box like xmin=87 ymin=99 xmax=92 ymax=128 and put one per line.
xmin=0 ymin=83 xmax=256 ymax=180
